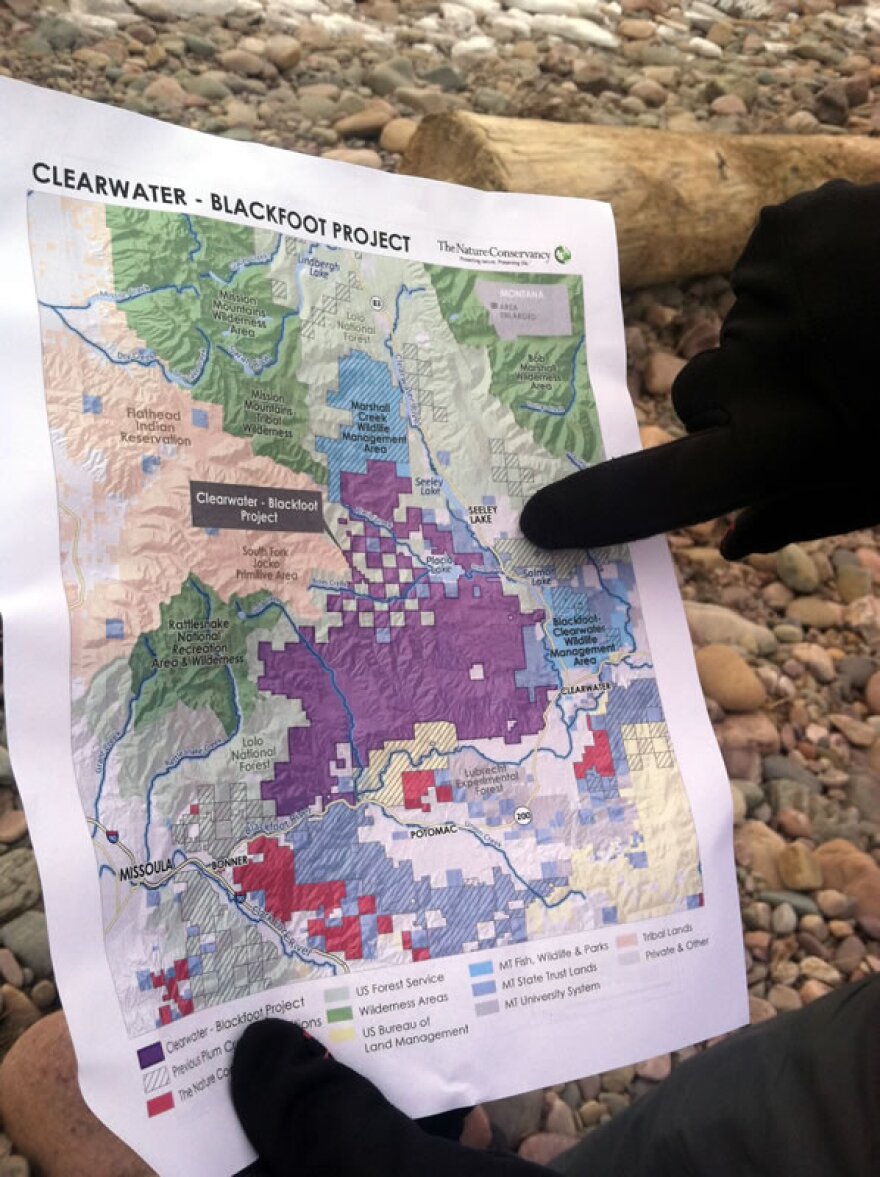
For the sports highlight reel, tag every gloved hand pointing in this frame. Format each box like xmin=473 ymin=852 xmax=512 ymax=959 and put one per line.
xmin=520 ymin=181 xmax=880 ymax=559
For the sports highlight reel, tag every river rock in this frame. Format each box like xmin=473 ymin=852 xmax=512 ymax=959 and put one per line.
xmin=217 ymin=48 xmax=265 ymax=77
xmin=800 ymin=979 xmax=832 ymax=1004
xmin=767 ymin=984 xmax=802 ymax=1013
xmin=695 ymin=645 xmax=767 ymax=712
xmin=847 ymin=775 xmax=880 ymax=824
xmin=835 ymin=935 xmax=866 ymax=975
xmin=0 ymin=810 xmax=27 ymax=845
xmin=0 ymin=912 xmax=51 ymax=980
xmin=379 ymin=117 xmax=419 ymax=153
xmin=716 ymin=713 xmax=780 ymax=757
xmin=815 ymin=840 xmax=880 ymax=918
xmin=0 ymin=987 xmax=39 ymax=1054
xmin=758 ymin=890 xmax=819 ymax=917
xmin=142 ymin=76 xmax=188 ymax=112
xmin=0 ymin=950 xmax=23 ymax=990
xmin=771 ymin=901 xmax=797 ymax=934
xmin=264 ymin=33 xmax=302 ymax=72
xmin=785 ymin=598 xmax=843 ymax=630
xmin=685 ymin=602 xmax=776 ymax=656
xmin=816 ymin=889 xmax=853 ymax=919
xmin=844 ymin=595 xmax=880 ymax=639
xmin=836 ymin=564 xmax=872 ymax=604
xmin=643 ymin=351 xmax=685 ymax=397
xmin=0 ymin=852 xmax=41 ymax=924
xmin=800 ymin=956 xmax=842 ymax=986
xmin=777 ymin=544 xmax=819 ymax=593
xmin=829 ymin=714 xmax=876 ymax=748
xmin=321 ymin=148 xmax=383 ymax=168
xmin=865 ymin=671 xmax=880 ymax=715
xmin=789 ymin=642 xmax=835 ymax=684
xmin=777 ymin=842 xmax=823 ymax=891
xmin=484 ymin=1089 xmax=545 ymax=1148
xmin=763 ymin=755 xmax=820 ymax=790
xmin=734 ymin=820 xmax=785 ymax=887
xmin=544 ymin=1093 xmax=577 ymax=1136
xmin=334 ymin=101 xmax=396 ymax=138
xmin=776 ymin=807 xmax=813 ymax=838
xmin=0 ymin=1013 xmax=154 ymax=1176
xmin=519 ymin=1132 xmax=580 ymax=1165
xmin=635 ymin=1053 xmax=671 ymax=1082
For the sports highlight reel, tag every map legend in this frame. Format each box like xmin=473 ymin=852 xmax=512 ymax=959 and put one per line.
xmin=325 ymin=986 xmax=357 ymax=1044
xmin=616 ymin=933 xmax=640 ymax=966
xmin=468 ymin=961 xmax=499 ymax=1016
xmin=137 ymin=1040 xmax=174 ymax=1115
xmin=146 ymin=1092 xmax=175 ymax=1118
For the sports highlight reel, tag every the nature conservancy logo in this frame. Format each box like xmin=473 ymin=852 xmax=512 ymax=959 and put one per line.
xmin=436 ymin=239 xmax=552 ymax=267
xmin=554 ymin=245 xmax=572 ymax=264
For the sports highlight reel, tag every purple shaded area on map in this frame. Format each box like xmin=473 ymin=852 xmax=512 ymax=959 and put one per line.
xmin=257 ymin=523 xmax=549 ymax=814
xmin=341 ymin=460 xmax=411 ymax=523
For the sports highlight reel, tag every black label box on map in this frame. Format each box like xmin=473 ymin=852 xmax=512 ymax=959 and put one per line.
xmin=190 ymin=481 xmax=323 ymax=533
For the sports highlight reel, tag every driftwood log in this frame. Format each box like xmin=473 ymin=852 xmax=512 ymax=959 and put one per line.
xmin=400 ymin=113 xmax=880 ymax=287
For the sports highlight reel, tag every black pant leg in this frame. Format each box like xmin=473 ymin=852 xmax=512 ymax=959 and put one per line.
xmin=548 ymin=976 xmax=880 ymax=1177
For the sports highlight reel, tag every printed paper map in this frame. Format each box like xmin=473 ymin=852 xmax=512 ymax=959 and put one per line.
xmin=28 ymin=192 xmax=701 ymax=1039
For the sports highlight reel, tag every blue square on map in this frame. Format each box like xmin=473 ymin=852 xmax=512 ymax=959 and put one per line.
xmin=601 ymin=906 xmax=619 ymax=925
xmin=687 ymin=894 xmax=703 ymax=910
xmin=482 ymin=495 xmax=496 ymax=506
xmin=137 ymin=970 xmax=152 ymax=993
xmin=147 ymin=891 xmax=161 ymax=908
xmin=191 ymin=409 xmax=209 ymax=428
xmin=608 ymin=806 xmax=625 ymax=822
xmin=82 ymin=394 xmax=102 ymax=414
xmin=416 ymin=582 xmax=429 ymax=598
xmin=187 ymin=925 xmax=200 ymax=937
xmin=142 ymin=456 xmax=160 ymax=475
xmin=366 ymin=537 xmax=381 ymax=552
xmin=444 ymin=582 xmax=459 ymax=598
xmin=105 ymin=619 xmax=124 ymax=640
xmin=578 ymin=811 xmax=595 ymax=825
xmin=375 ymin=628 xmax=391 ymax=644
xmin=473 ymin=586 xmax=481 ymax=598
xmin=204 ymin=528 xmax=219 ymax=537
xmin=437 ymin=451 xmax=451 ymax=467
xmin=627 ymin=852 xmax=648 ymax=869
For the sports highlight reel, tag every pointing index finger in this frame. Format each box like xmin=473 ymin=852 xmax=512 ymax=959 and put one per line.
xmin=519 ymin=428 xmax=748 ymax=551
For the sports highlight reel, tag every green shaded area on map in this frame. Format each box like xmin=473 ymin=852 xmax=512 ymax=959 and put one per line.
xmin=106 ymin=207 xmax=323 ymax=482
xmin=128 ymin=575 xmax=271 ymax=738
xmin=426 ymin=266 xmax=601 ymax=464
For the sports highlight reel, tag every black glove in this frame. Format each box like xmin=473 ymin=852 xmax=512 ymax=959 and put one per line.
xmin=520 ymin=181 xmax=880 ymax=559
xmin=231 ymin=1019 xmax=549 ymax=1177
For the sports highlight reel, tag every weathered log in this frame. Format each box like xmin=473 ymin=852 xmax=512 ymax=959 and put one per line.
xmin=400 ymin=113 xmax=880 ymax=287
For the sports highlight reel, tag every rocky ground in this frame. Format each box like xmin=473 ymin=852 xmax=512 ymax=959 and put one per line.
xmin=0 ymin=0 xmax=879 ymax=1172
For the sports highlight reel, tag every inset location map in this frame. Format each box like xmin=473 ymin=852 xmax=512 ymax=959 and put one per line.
xmin=29 ymin=193 xmax=701 ymax=1039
